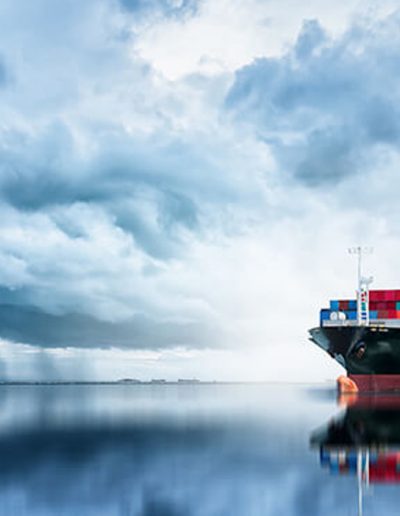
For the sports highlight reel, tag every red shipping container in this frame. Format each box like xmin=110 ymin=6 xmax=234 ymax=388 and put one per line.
xmin=378 ymin=310 xmax=389 ymax=319
xmin=370 ymin=301 xmax=378 ymax=310
xmin=396 ymin=311 xmax=400 ymax=319
xmin=395 ymin=290 xmax=400 ymax=301
xmin=377 ymin=301 xmax=396 ymax=310
xmin=370 ymin=290 xmax=385 ymax=302
xmin=339 ymin=300 xmax=349 ymax=310
xmin=385 ymin=291 xmax=397 ymax=301
xmin=388 ymin=310 xmax=397 ymax=319
xmin=379 ymin=292 xmax=386 ymax=301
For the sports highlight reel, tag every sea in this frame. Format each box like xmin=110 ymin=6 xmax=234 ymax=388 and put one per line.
xmin=0 ymin=382 xmax=397 ymax=515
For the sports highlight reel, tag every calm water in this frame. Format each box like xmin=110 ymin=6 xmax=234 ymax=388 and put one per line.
xmin=0 ymin=383 xmax=398 ymax=515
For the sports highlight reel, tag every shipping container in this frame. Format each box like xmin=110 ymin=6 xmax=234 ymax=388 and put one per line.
xmin=378 ymin=310 xmax=389 ymax=319
xmin=370 ymin=310 xmax=378 ymax=319
xmin=348 ymin=300 xmax=357 ymax=310
xmin=330 ymin=300 xmax=339 ymax=310
xmin=385 ymin=291 xmax=397 ymax=301
xmin=370 ymin=290 xmax=385 ymax=302
xmin=320 ymin=309 xmax=330 ymax=321
xmin=369 ymin=290 xmax=400 ymax=302
xmin=396 ymin=302 xmax=400 ymax=310
xmin=376 ymin=301 xmax=396 ymax=310
xmin=388 ymin=310 xmax=397 ymax=319
xmin=339 ymin=300 xmax=349 ymax=310
xmin=346 ymin=311 xmax=357 ymax=320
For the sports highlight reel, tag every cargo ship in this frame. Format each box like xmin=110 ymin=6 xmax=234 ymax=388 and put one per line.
xmin=309 ymin=248 xmax=400 ymax=392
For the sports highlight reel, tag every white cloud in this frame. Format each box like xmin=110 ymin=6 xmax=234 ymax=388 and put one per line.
xmin=133 ymin=0 xmax=400 ymax=79
xmin=0 ymin=0 xmax=400 ymax=380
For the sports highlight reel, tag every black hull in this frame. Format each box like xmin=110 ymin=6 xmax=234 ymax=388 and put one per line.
xmin=309 ymin=326 xmax=400 ymax=375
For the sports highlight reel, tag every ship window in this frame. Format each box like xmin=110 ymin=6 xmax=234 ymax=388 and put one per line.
xmin=355 ymin=346 xmax=365 ymax=359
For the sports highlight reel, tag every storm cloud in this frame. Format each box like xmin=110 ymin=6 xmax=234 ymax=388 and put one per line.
xmin=0 ymin=303 xmax=219 ymax=349
xmin=0 ymin=0 xmax=273 ymax=355
xmin=226 ymin=14 xmax=400 ymax=186
xmin=0 ymin=0 xmax=400 ymax=379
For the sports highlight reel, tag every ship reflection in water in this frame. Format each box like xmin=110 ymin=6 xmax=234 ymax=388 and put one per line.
xmin=311 ymin=394 xmax=400 ymax=516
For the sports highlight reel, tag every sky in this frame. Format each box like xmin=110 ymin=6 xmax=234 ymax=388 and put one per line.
xmin=1 ymin=0 xmax=400 ymax=381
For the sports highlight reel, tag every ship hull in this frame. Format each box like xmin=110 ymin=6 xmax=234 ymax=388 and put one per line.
xmin=309 ymin=325 xmax=400 ymax=392
xmin=348 ymin=374 xmax=400 ymax=392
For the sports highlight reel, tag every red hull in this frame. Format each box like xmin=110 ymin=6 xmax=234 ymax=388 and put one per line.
xmin=349 ymin=374 xmax=400 ymax=392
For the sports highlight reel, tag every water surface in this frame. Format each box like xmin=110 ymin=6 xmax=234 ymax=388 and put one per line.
xmin=0 ymin=383 xmax=397 ymax=515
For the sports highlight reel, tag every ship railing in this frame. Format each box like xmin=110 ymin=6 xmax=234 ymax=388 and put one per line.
xmin=322 ymin=320 xmax=400 ymax=329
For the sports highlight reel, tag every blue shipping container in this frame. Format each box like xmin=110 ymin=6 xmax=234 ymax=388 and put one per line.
xmin=330 ymin=300 xmax=339 ymax=310
xmin=348 ymin=300 xmax=357 ymax=310
xmin=370 ymin=310 xmax=378 ymax=319
xmin=346 ymin=311 xmax=357 ymax=320
xmin=320 ymin=309 xmax=330 ymax=321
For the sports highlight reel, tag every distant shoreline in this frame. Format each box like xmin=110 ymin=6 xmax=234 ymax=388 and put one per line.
xmin=0 ymin=380 xmax=333 ymax=386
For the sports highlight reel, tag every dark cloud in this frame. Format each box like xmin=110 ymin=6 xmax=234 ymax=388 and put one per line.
xmin=0 ymin=116 xmax=243 ymax=349
xmin=226 ymin=13 xmax=400 ymax=186
xmin=0 ymin=0 xmax=274 ymax=357
xmin=0 ymin=124 xmax=202 ymax=253
xmin=112 ymin=190 xmax=198 ymax=259
xmin=2 ymin=0 xmax=398 ymax=359
xmin=0 ymin=303 xmax=219 ymax=349
xmin=0 ymin=121 xmax=230 ymax=229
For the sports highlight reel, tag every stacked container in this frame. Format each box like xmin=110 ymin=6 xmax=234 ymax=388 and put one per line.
xmin=369 ymin=290 xmax=400 ymax=301
xmin=320 ymin=290 xmax=400 ymax=325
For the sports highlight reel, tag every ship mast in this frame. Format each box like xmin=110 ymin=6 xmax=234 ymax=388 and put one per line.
xmin=348 ymin=247 xmax=373 ymax=326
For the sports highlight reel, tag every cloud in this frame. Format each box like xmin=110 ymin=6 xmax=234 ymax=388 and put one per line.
xmin=0 ymin=0 xmax=268 ymax=354
xmin=0 ymin=304 xmax=219 ymax=350
xmin=119 ymin=0 xmax=198 ymax=18
xmin=133 ymin=0 xmax=400 ymax=79
xmin=0 ymin=108 xmax=267 ymax=352
xmin=294 ymin=19 xmax=327 ymax=60
xmin=1 ymin=0 xmax=400 ymax=380
xmin=226 ymin=13 xmax=400 ymax=186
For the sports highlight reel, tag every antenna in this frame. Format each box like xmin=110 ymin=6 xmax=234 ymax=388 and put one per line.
xmin=348 ymin=247 xmax=373 ymax=326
